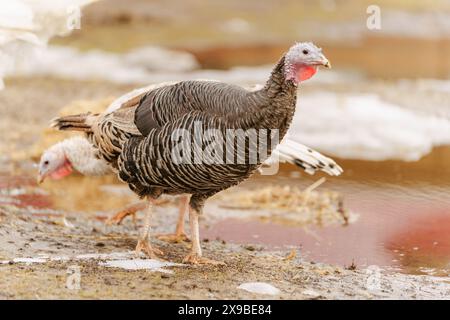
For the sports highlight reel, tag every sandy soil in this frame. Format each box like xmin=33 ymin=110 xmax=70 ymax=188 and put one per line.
xmin=1 ymin=78 xmax=449 ymax=300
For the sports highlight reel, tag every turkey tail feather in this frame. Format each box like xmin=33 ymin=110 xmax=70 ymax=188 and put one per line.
xmin=50 ymin=113 xmax=97 ymax=133
xmin=267 ymin=137 xmax=343 ymax=176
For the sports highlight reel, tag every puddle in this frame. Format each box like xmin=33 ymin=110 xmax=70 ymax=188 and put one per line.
xmin=9 ymin=194 xmax=52 ymax=209
xmin=28 ymin=176 xmax=134 ymax=214
xmin=0 ymin=175 xmax=36 ymax=189
xmin=203 ymin=147 xmax=450 ymax=277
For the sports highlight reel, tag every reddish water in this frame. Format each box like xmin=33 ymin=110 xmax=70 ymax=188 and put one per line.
xmin=0 ymin=174 xmax=53 ymax=208
xmin=0 ymin=175 xmax=35 ymax=189
xmin=203 ymin=150 xmax=450 ymax=276
xmin=204 ymin=196 xmax=450 ymax=275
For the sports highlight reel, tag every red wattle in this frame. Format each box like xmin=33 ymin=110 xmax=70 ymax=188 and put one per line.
xmin=49 ymin=162 xmax=73 ymax=180
xmin=297 ymin=66 xmax=317 ymax=82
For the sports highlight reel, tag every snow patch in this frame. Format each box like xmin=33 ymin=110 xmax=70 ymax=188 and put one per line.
xmin=1 ymin=251 xmax=184 ymax=274
xmin=302 ymin=289 xmax=321 ymax=297
xmin=0 ymin=0 xmax=96 ymax=88
xmin=13 ymin=45 xmax=200 ymax=83
xmin=291 ymin=92 xmax=450 ymax=161
xmin=237 ymin=282 xmax=281 ymax=295
xmin=14 ymin=257 xmax=48 ymax=264
xmin=99 ymin=259 xmax=184 ymax=274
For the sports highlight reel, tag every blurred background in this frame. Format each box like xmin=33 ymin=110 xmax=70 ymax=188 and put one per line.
xmin=1 ymin=0 xmax=450 ymax=277
xmin=62 ymin=0 xmax=450 ymax=78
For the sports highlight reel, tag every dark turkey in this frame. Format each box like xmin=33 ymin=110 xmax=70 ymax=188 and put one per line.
xmin=52 ymin=42 xmax=331 ymax=264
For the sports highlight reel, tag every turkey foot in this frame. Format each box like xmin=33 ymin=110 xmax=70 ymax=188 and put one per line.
xmin=106 ymin=210 xmax=136 ymax=225
xmin=135 ymin=239 xmax=164 ymax=259
xmin=182 ymin=253 xmax=225 ymax=265
xmin=134 ymin=197 xmax=164 ymax=259
xmin=106 ymin=202 xmax=146 ymax=225
xmin=183 ymin=203 xmax=224 ymax=265
xmin=156 ymin=232 xmax=190 ymax=243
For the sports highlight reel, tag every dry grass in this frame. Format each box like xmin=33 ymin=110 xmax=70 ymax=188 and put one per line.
xmin=220 ymin=179 xmax=351 ymax=227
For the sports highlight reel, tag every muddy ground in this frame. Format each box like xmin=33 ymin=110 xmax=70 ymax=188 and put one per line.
xmin=0 ymin=78 xmax=449 ymax=299
xmin=1 ymin=196 xmax=450 ymax=300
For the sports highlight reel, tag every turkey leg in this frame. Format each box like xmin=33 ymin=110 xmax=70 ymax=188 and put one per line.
xmin=156 ymin=195 xmax=190 ymax=243
xmin=182 ymin=204 xmax=224 ymax=265
xmin=135 ymin=198 xmax=164 ymax=259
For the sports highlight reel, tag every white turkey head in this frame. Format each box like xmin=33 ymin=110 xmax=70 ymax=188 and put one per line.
xmin=284 ymin=42 xmax=331 ymax=84
xmin=38 ymin=142 xmax=73 ymax=183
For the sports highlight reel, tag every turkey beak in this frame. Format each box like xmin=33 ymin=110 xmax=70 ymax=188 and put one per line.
xmin=320 ymin=55 xmax=331 ymax=68
xmin=37 ymin=172 xmax=45 ymax=184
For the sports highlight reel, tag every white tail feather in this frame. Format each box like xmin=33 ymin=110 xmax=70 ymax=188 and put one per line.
xmin=263 ymin=137 xmax=343 ymax=176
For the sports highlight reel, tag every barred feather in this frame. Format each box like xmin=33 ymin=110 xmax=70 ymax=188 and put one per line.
xmin=265 ymin=137 xmax=343 ymax=176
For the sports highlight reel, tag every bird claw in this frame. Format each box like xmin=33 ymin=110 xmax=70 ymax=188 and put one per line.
xmin=106 ymin=202 xmax=146 ymax=226
xmin=106 ymin=210 xmax=136 ymax=226
xmin=182 ymin=253 xmax=225 ymax=266
xmin=135 ymin=239 xmax=165 ymax=260
xmin=156 ymin=232 xmax=190 ymax=244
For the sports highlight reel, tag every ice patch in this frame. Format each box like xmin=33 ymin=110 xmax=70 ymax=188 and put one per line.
xmin=63 ymin=217 xmax=75 ymax=228
xmin=237 ymin=282 xmax=281 ymax=295
xmin=302 ymin=289 xmax=321 ymax=297
xmin=99 ymin=259 xmax=184 ymax=274
xmin=12 ymin=257 xmax=47 ymax=264
xmin=1 ymin=251 xmax=183 ymax=274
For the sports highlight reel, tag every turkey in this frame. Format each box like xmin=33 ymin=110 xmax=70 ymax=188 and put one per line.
xmin=51 ymin=42 xmax=331 ymax=264
xmin=41 ymin=79 xmax=341 ymax=235
xmin=38 ymin=134 xmax=342 ymax=232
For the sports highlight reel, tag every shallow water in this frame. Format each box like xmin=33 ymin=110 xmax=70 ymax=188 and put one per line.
xmin=203 ymin=148 xmax=450 ymax=276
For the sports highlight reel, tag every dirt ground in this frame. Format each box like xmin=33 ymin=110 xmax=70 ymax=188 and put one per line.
xmin=1 ymin=199 xmax=450 ymax=300
xmin=1 ymin=78 xmax=450 ymax=300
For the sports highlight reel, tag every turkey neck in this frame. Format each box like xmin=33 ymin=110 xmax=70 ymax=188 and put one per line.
xmin=237 ymin=56 xmax=297 ymax=139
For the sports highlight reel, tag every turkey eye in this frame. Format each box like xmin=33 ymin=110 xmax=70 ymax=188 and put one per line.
xmin=302 ymin=49 xmax=309 ymax=55
xmin=44 ymin=161 xmax=49 ymax=166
